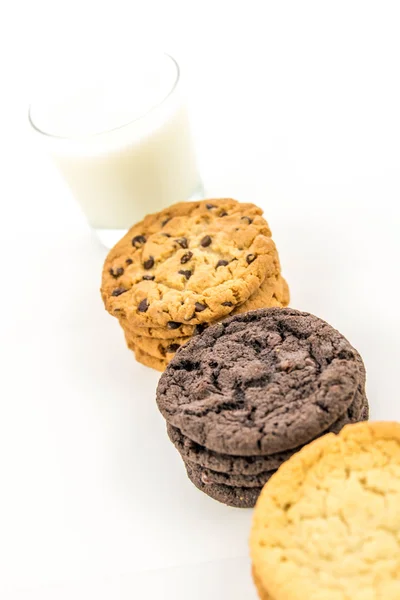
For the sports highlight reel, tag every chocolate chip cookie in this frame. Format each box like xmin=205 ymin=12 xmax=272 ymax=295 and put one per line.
xmin=122 ymin=273 xmax=289 ymax=340
xmin=157 ymin=308 xmax=367 ymax=455
xmin=122 ymin=273 xmax=289 ymax=363
xmin=126 ymin=339 xmax=168 ymax=372
xmin=101 ymin=199 xmax=281 ymax=328
xmin=124 ymin=330 xmax=191 ymax=362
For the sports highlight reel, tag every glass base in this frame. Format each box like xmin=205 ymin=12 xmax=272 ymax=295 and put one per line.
xmin=95 ymin=227 xmax=128 ymax=249
xmin=94 ymin=184 xmax=206 ymax=249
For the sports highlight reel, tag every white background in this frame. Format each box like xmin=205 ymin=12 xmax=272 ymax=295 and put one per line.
xmin=1 ymin=1 xmax=400 ymax=598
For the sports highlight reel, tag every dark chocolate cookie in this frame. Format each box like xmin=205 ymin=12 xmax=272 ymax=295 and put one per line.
xmin=167 ymin=387 xmax=368 ymax=475
xmin=185 ymin=462 xmax=262 ymax=508
xmin=157 ymin=308 xmax=367 ymax=455
xmin=185 ymin=460 xmax=275 ymax=488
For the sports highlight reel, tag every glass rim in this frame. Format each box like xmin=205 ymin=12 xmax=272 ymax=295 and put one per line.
xmin=28 ymin=52 xmax=180 ymax=141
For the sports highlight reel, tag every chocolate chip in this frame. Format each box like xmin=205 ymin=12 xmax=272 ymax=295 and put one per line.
xmin=158 ymin=344 xmax=167 ymax=357
xmin=222 ymin=301 xmax=233 ymax=306
xmin=181 ymin=251 xmax=193 ymax=264
xmin=111 ymin=287 xmax=127 ymax=297
xmin=167 ymin=321 xmax=181 ymax=330
xmin=142 ymin=275 xmax=155 ymax=281
xmin=161 ymin=233 xmax=171 ymax=237
xmin=200 ymin=235 xmax=212 ymax=247
xmin=138 ymin=299 xmax=149 ymax=312
xmin=241 ymin=216 xmax=253 ymax=224
xmin=143 ymin=256 xmax=154 ymax=269
xmin=178 ymin=269 xmax=192 ymax=280
xmin=166 ymin=343 xmax=180 ymax=353
xmin=246 ymin=254 xmax=256 ymax=264
xmin=219 ymin=210 xmax=228 ymax=217
xmin=109 ymin=267 xmax=124 ymax=278
xmin=161 ymin=217 xmax=171 ymax=227
xmin=125 ymin=258 xmax=133 ymax=265
xmin=195 ymin=302 xmax=207 ymax=312
xmin=132 ymin=235 xmax=146 ymax=248
xmin=195 ymin=323 xmax=208 ymax=335
xmin=206 ymin=203 xmax=216 ymax=209
xmin=175 ymin=237 xmax=188 ymax=249
xmin=216 ymin=260 xmax=229 ymax=268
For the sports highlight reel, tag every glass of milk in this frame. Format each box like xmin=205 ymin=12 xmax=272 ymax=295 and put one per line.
xmin=29 ymin=53 xmax=203 ymax=247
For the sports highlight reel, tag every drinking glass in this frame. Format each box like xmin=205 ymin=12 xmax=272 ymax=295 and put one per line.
xmin=29 ymin=53 xmax=203 ymax=247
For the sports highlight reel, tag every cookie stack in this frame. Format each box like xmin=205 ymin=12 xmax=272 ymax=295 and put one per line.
xmin=101 ymin=199 xmax=289 ymax=371
xmin=156 ymin=308 xmax=369 ymax=508
xmin=250 ymin=421 xmax=400 ymax=600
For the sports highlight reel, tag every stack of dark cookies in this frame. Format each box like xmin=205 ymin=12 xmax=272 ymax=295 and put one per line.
xmin=156 ymin=308 xmax=369 ymax=508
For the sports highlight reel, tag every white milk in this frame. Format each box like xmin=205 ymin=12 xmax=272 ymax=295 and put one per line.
xmin=29 ymin=54 xmax=202 ymax=236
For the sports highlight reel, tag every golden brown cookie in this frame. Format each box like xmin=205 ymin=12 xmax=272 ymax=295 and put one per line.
xmin=250 ymin=421 xmax=400 ymax=600
xmin=122 ymin=274 xmax=290 ymax=340
xmin=237 ymin=273 xmax=289 ymax=313
xmin=125 ymin=338 xmax=167 ymax=372
xmin=123 ymin=329 xmax=191 ymax=362
xmin=101 ymin=199 xmax=281 ymax=328
xmin=122 ymin=274 xmax=289 ymax=364
xmin=123 ymin=320 xmax=204 ymax=340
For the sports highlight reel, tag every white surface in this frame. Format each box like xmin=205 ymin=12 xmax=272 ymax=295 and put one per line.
xmin=2 ymin=1 xmax=400 ymax=598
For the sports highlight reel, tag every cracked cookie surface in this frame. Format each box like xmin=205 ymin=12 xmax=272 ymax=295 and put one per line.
xmin=101 ymin=199 xmax=280 ymax=328
xmin=250 ymin=421 xmax=400 ymax=600
xmin=156 ymin=308 xmax=367 ymax=455
xmin=166 ymin=394 xmax=368 ymax=475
